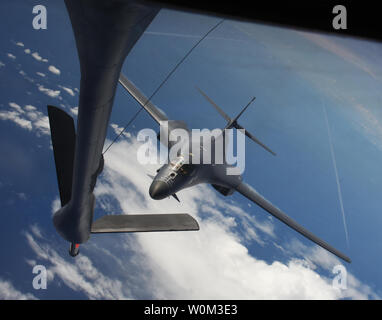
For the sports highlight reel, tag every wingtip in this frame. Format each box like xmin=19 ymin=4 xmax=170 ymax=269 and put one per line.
xmin=269 ymin=150 xmax=277 ymax=156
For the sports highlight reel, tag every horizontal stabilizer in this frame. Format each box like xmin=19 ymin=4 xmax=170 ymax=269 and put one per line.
xmin=235 ymin=123 xmax=276 ymax=156
xmin=196 ymin=87 xmax=276 ymax=156
xmin=91 ymin=214 xmax=199 ymax=233
xmin=229 ymin=96 xmax=256 ymax=125
xmin=47 ymin=105 xmax=76 ymax=207
xmin=196 ymin=87 xmax=231 ymax=122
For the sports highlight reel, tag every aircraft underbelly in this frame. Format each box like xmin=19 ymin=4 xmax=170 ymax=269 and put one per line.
xmin=52 ymin=0 xmax=160 ymax=244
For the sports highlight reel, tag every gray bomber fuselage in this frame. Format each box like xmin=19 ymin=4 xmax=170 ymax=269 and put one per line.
xmin=119 ymin=74 xmax=351 ymax=263
xmin=149 ymin=131 xmax=242 ymax=200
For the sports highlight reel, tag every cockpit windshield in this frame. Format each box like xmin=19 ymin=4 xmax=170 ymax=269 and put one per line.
xmin=170 ymin=155 xmax=185 ymax=172
xmin=169 ymin=155 xmax=195 ymax=176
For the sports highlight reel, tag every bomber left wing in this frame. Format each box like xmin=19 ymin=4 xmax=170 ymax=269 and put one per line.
xmin=235 ymin=182 xmax=351 ymax=263
xmin=119 ymin=73 xmax=189 ymax=150
xmin=119 ymin=73 xmax=169 ymax=124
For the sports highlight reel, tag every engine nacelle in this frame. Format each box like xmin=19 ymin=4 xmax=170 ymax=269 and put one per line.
xmin=211 ymin=184 xmax=235 ymax=196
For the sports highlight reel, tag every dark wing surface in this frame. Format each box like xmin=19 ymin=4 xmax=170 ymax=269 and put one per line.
xmin=235 ymin=182 xmax=351 ymax=263
xmin=119 ymin=73 xmax=168 ymax=123
xmin=119 ymin=73 xmax=189 ymax=150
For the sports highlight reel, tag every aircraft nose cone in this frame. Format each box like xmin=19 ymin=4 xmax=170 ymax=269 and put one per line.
xmin=149 ymin=180 xmax=169 ymax=200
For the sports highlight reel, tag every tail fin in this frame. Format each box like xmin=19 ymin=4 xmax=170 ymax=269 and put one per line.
xmin=47 ymin=105 xmax=76 ymax=206
xmin=226 ymin=96 xmax=256 ymax=129
xmin=196 ymin=87 xmax=276 ymax=156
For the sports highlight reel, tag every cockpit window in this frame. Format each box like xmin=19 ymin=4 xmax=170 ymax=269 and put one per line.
xmin=169 ymin=155 xmax=195 ymax=176
xmin=178 ymin=164 xmax=194 ymax=175
xmin=170 ymin=155 xmax=184 ymax=172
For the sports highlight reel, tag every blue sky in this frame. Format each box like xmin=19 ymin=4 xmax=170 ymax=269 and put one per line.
xmin=0 ymin=0 xmax=381 ymax=299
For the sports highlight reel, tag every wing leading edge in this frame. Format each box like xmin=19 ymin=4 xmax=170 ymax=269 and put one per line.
xmin=119 ymin=73 xmax=168 ymax=124
xmin=235 ymin=182 xmax=351 ymax=263
xmin=119 ymin=73 xmax=189 ymax=151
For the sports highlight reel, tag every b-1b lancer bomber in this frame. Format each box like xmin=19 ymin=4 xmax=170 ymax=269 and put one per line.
xmin=119 ymin=74 xmax=351 ymax=264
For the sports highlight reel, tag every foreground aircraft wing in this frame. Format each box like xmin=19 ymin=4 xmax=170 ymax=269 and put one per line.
xmin=235 ymin=182 xmax=351 ymax=263
xmin=50 ymin=0 xmax=161 ymax=253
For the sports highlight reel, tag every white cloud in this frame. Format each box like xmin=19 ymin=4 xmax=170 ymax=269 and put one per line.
xmin=7 ymin=53 xmax=16 ymax=60
xmin=48 ymin=65 xmax=60 ymax=75
xmin=38 ymin=85 xmax=60 ymax=98
xmin=33 ymin=115 xmax=50 ymax=135
xmin=51 ymin=197 xmax=61 ymax=217
xmin=0 ymin=278 xmax=37 ymax=300
xmin=18 ymin=70 xmax=35 ymax=84
xmin=0 ymin=103 xmax=50 ymax=136
xmin=9 ymin=102 xmax=24 ymax=114
xmin=36 ymin=72 xmax=46 ymax=77
xmin=16 ymin=130 xmax=377 ymax=299
xmin=110 ymin=123 xmax=131 ymax=138
xmin=0 ymin=111 xmax=32 ymax=130
xmin=16 ymin=42 xmax=24 ymax=47
xmin=31 ymin=224 xmax=43 ymax=239
xmin=27 ymin=137 xmax=373 ymax=299
xmin=97 ymin=138 xmax=380 ymax=299
xmin=25 ymin=259 xmax=37 ymax=267
xmin=24 ymin=227 xmax=129 ymax=299
xmin=17 ymin=192 xmax=27 ymax=200
xmin=69 ymin=107 xmax=78 ymax=116
xmin=0 ymin=61 xmax=5 ymax=68
xmin=31 ymin=52 xmax=43 ymax=61
xmin=59 ymin=85 xmax=75 ymax=96
xmin=25 ymin=105 xmax=37 ymax=111
xmin=24 ymin=49 xmax=31 ymax=54
xmin=282 ymin=240 xmax=380 ymax=299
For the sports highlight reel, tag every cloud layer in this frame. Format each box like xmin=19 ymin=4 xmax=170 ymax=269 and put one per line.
xmin=0 ymin=278 xmax=36 ymax=300
xmin=3 ymin=36 xmax=379 ymax=300
xmin=23 ymin=136 xmax=378 ymax=299
xmin=0 ymin=102 xmax=50 ymax=136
